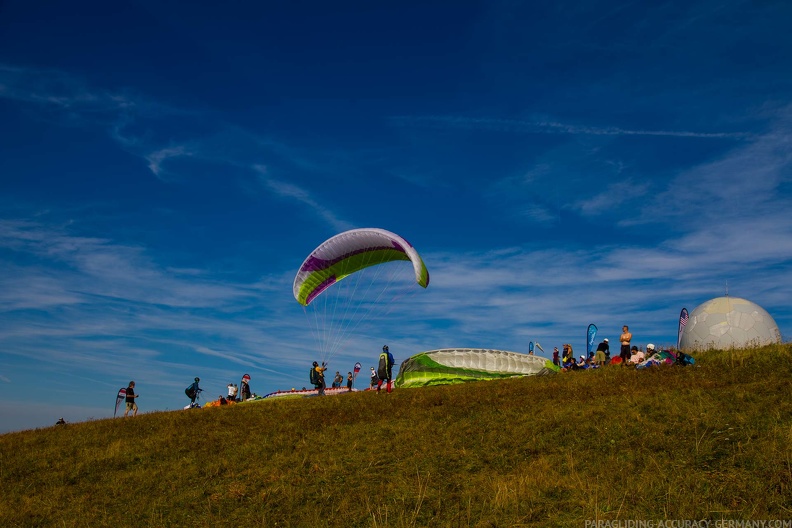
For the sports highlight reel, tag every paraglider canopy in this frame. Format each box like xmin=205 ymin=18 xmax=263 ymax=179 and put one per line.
xmin=293 ymin=228 xmax=429 ymax=306
xmin=395 ymin=348 xmax=559 ymax=388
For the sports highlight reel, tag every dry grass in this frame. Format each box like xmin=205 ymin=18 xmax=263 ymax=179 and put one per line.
xmin=1 ymin=344 xmax=790 ymax=527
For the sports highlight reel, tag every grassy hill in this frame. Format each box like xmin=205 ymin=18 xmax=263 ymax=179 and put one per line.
xmin=1 ymin=345 xmax=790 ymax=527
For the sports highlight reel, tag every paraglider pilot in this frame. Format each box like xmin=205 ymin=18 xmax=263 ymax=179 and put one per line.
xmin=186 ymin=377 xmax=202 ymax=407
xmin=377 ymin=345 xmax=395 ymax=393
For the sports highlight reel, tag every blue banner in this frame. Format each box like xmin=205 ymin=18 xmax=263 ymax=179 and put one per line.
xmin=586 ymin=324 xmax=598 ymax=356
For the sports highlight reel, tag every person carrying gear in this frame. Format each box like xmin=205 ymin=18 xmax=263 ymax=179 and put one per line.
xmin=185 ymin=377 xmax=203 ymax=407
xmin=376 ymin=345 xmax=395 ymax=393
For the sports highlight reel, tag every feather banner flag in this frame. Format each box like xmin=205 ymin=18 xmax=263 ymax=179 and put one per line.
xmin=677 ymin=308 xmax=689 ymax=349
xmin=587 ymin=324 xmax=598 ymax=358
xmin=114 ymin=387 xmax=126 ymax=418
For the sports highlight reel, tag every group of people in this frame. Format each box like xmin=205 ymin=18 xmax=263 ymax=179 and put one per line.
xmin=551 ymin=325 xmax=679 ymax=370
xmin=183 ymin=375 xmax=253 ymax=409
xmin=225 ymin=378 xmax=253 ymax=403
xmin=330 ymin=370 xmax=354 ymax=390
xmin=310 ymin=345 xmax=395 ymax=395
xmin=310 ymin=363 xmax=355 ymax=395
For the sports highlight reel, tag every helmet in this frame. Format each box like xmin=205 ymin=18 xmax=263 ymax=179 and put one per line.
xmin=313 ymin=361 xmax=318 ymax=366
xmin=383 ymin=345 xmax=389 ymax=351
xmin=195 ymin=377 xmax=200 ymax=382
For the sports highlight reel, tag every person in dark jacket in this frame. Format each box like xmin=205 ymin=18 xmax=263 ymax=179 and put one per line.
xmin=124 ymin=380 xmax=139 ymax=417
xmin=186 ymin=377 xmax=202 ymax=406
xmin=595 ymin=338 xmax=610 ymax=366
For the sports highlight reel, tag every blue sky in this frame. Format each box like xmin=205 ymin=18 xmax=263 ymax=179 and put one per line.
xmin=1 ymin=0 xmax=791 ymax=433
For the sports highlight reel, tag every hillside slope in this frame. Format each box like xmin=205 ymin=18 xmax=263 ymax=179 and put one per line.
xmin=1 ymin=345 xmax=790 ymax=527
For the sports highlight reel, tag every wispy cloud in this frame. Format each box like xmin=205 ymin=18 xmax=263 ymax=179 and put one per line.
xmin=145 ymin=145 xmax=194 ymax=179
xmin=254 ymin=166 xmax=355 ymax=233
xmin=516 ymin=203 xmax=558 ymax=224
xmin=575 ymin=178 xmax=652 ymax=217
xmin=389 ymin=115 xmax=751 ymax=139
xmin=0 ymin=64 xmax=134 ymax=115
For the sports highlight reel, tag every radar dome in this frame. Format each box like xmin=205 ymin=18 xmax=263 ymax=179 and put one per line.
xmin=679 ymin=296 xmax=781 ymax=351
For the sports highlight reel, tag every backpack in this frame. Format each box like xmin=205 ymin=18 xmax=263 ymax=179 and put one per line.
xmin=185 ymin=385 xmax=196 ymax=399
xmin=377 ymin=353 xmax=388 ymax=379
xmin=309 ymin=367 xmax=319 ymax=386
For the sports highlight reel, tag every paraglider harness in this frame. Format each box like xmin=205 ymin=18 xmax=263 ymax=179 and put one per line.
xmin=378 ymin=348 xmax=394 ymax=381
xmin=377 ymin=353 xmax=389 ymax=380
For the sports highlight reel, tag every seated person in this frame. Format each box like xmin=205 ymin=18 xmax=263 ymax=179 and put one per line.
xmin=630 ymin=346 xmax=645 ymax=364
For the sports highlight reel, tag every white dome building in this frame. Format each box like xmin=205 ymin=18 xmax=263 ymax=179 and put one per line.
xmin=679 ymin=296 xmax=782 ymax=351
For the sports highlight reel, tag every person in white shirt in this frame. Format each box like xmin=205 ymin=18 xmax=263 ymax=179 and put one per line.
xmin=630 ymin=345 xmax=646 ymax=364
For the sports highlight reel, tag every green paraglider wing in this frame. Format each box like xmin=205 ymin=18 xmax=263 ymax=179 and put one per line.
xmin=293 ymin=228 xmax=429 ymax=306
xmin=395 ymin=349 xmax=559 ymax=388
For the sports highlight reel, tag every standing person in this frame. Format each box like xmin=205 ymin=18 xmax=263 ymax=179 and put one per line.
xmin=346 ymin=372 xmax=353 ymax=391
xmin=124 ymin=381 xmax=139 ymax=417
xmin=332 ymin=371 xmax=343 ymax=388
xmin=376 ymin=345 xmax=395 ymax=393
xmin=186 ymin=377 xmax=202 ymax=407
xmin=240 ymin=377 xmax=252 ymax=401
xmin=620 ymin=326 xmax=633 ymax=367
xmin=552 ymin=347 xmax=560 ymax=366
xmin=227 ymin=383 xmax=235 ymax=401
xmin=315 ymin=361 xmax=328 ymax=396
xmin=562 ymin=344 xmax=574 ymax=368
xmin=595 ymin=338 xmax=609 ymax=367
xmin=230 ymin=383 xmax=238 ymax=402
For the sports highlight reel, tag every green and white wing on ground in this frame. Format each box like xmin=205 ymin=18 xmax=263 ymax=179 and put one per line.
xmin=395 ymin=348 xmax=559 ymax=388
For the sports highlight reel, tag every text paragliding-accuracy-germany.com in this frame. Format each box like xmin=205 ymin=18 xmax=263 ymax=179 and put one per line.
xmin=584 ymin=520 xmax=792 ymax=528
